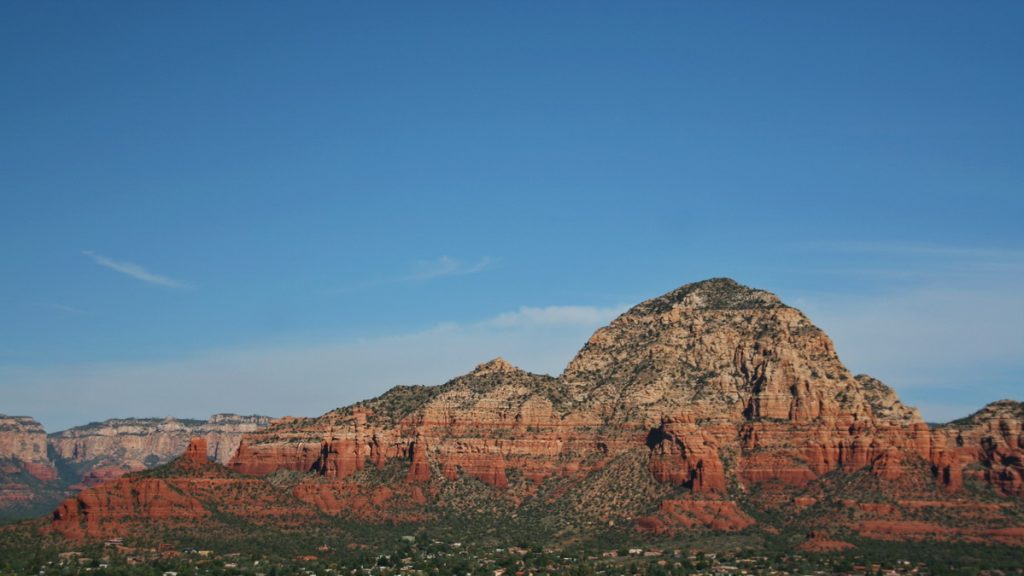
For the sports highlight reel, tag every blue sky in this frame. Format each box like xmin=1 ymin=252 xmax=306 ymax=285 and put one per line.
xmin=1 ymin=2 xmax=1021 ymax=430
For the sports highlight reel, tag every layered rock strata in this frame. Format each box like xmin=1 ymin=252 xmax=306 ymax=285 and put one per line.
xmin=48 ymin=414 xmax=272 ymax=486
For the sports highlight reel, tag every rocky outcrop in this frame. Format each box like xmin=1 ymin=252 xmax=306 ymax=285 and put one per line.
xmin=930 ymin=400 xmax=1024 ymax=497
xmin=50 ymin=474 xmax=210 ymax=540
xmin=797 ymin=531 xmax=855 ymax=552
xmin=183 ymin=437 xmax=209 ymax=465
xmin=646 ymin=416 xmax=725 ymax=493
xmin=635 ymin=499 xmax=755 ymax=534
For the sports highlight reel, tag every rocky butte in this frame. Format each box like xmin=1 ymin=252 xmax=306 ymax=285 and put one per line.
xmin=49 ymin=279 xmax=1024 ymax=548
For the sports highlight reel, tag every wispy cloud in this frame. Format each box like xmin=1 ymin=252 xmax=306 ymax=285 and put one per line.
xmin=484 ymin=305 xmax=626 ymax=328
xmin=767 ymin=241 xmax=1024 ymax=420
xmin=326 ymin=256 xmax=497 ymax=294
xmin=39 ymin=303 xmax=87 ymax=315
xmin=409 ymin=256 xmax=494 ymax=280
xmin=788 ymin=241 xmax=1024 ymax=286
xmin=83 ymin=251 xmax=193 ymax=289
xmin=804 ymin=241 xmax=1024 ymax=266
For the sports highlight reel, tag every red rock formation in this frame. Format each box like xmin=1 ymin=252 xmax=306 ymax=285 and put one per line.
xmin=405 ymin=435 xmax=432 ymax=483
xmin=854 ymin=521 xmax=1024 ymax=546
xmin=928 ymin=401 xmax=1024 ymax=497
xmin=183 ymin=437 xmax=208 ymax=464
xmin=647 ymin=416 xmax=725 ymax=493
xmin=51 ymin=477 xmax=210 ymax=539
xmin=636 ymin=500 xmax=755 ymax=534
xmin=798 ymin=531 xmax=855 ymax=552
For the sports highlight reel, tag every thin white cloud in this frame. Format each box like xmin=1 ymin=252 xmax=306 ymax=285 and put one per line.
xmin=485 ymin=305 xmax=627 ymax=328
xmin=8 ymin=259 xmax=1022 ymax=429
xmin=409 ymin=256 xmax=494 ymax=280
xmin=808 ymin=240 xmax=1024 ymax=259
xmin=40 ymin=303 xmax=87 ymax=315
xmin=325 ymin=256 xmax=497 ymax=294
xmin=785 ymin=241 xmax=1024 ymax=288
xmin=793 ymin=285 xmax=1024 ymax=390
xmin=83 ymin=251 xmax=193 ymax=289
xmin=779 ymin=239 xmax=1024 ymax=417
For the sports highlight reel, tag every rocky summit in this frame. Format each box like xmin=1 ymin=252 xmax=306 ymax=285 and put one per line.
xmin=44 ymin=279 xmax=1024 ymax=550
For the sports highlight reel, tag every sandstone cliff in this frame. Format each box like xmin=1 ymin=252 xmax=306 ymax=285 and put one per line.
xmin=48 ymin=413 xmax=272 ymax=487
xmin=0 ymin=415 xmax=51 ymax=467
xmin=0 ymin=414 xmax=59 ymax=517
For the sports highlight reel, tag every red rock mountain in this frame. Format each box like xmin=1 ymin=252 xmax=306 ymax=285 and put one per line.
xmin=50 ymin=279 xmax=1024 ymax=546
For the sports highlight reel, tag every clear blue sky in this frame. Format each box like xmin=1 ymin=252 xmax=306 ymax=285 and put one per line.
xmin=1 ymin=2 xmax=1021 ymax=430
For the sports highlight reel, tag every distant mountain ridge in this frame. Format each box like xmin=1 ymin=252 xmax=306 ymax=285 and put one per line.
xmin=46 ymin=278 xmax=1024 ymax=549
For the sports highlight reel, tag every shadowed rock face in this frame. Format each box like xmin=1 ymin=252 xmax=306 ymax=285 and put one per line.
xmin=49 ymin=279 xmax=1024 ymax=543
